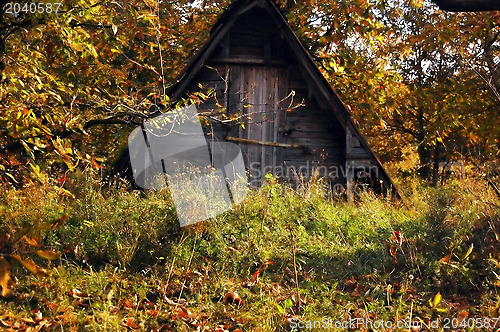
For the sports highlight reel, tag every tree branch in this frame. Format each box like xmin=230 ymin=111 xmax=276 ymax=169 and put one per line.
xmin=1 ymin=117 xmax=139 ymax=154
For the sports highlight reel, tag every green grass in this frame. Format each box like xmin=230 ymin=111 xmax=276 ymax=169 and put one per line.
xmin=0 ymin=170 xmax=499 ymax=331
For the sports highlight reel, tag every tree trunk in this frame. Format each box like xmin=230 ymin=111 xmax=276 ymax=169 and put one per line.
xmin=417 ymin=144 xmax=432 ymax=180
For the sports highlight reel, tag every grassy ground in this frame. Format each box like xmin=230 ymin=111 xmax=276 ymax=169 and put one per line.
xmin=0 ymin=169 xmax=499 ymax=331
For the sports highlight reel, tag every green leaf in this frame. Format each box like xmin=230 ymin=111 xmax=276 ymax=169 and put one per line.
xmin=274 ymin=303 xmax=284 ymax=314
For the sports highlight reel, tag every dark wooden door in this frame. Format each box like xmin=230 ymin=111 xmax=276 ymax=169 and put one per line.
xmin=227 ymin=65 xmax=288 ymax=185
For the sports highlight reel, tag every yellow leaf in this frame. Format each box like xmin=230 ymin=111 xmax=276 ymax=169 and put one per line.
xmin=380 ymin=118 xmax=387 ymax=129
xmin=89 ymin=45 xmax=98 ymax=58
xmin=463 ymin=243 xmax=473 ymax=261
xmin=12 ymin=255 xmax=50 ymax=278
xmin=430 ymin=292 xmax=442 ymax=308
xmin=0 ymin=256 xmax=14 ymax=298
xmin=36 ymin=250 xmax=62 ymax=261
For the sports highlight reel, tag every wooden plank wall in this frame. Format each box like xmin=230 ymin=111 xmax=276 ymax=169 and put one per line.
xmin=183 ymin=6 xmax=347 ymax=186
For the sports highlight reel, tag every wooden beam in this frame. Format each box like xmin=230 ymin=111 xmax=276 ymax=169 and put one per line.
xmin=209 ymin=58 xmax=290 ymax=66
xmin=225 ymin=136 xmax=303 ymax=149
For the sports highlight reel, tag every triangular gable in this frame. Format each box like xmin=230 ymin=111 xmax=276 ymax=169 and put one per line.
xmin=165 ymin=0 xmax=399 ymax=197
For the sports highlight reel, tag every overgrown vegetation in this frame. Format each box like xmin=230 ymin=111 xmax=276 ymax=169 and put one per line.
xmin=0 ymin=168 xmax=498 ymax=331
xmin=0 ymin=2 xmax=499 ymax=329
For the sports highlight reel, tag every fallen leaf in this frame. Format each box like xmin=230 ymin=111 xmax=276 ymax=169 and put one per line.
xmin=164 ymin=296 xmax=187 ymax=307
xmin=223 ymin=292 xmax=243 ymax=306
xmin=36 ymin=250 xmax=62 ymax=260
xmin=457 ymin=310 xmax=469 ymax=320
xmin=0 ymin=255 xmax=14 ymax=297
xmin=145 ymin=309 xmax=159 ymax=317
xmin=42 ymin=298 xmax=58 ymax=310
xmin=70 ymin=288 xmax=90 ymax=298
xmin=344 ymin=276 xmax=357 ymax=290
xmin=123 ymin=317 xmax=138 ymax=329
xmin=0 ymin=318 xmax=11 ymax=328
xmin=12 ymin=255 xmax=50 ymax=278
xmin=33 ymin=309 xmax=43 ymax=322
xmin=23 ymin=236 xmax=39 ymax=247
xmin=249 ymin=261 xmax=274 ymax=284
xmin=175 ymin=307 xmax=194 ymax=321
xmin=439 ymin=255 xmax=451 ymax=263
xmin=388 ymin=245 xmax=397 ymax=263
xmin=430 ymin=292 xmax=442 ymax=308
xmin=48 ymin=214 xmax=68 ymax=230
xmin=21 ymin=317 xmax=36 ymax=325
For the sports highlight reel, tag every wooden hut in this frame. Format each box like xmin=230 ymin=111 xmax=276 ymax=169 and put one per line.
xmin=118 ymin=0 xmax=399 ymax=197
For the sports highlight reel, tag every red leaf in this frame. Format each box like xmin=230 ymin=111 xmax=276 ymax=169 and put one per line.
xmin=223 ymin=292 xmax=243 ymax=306
xmin=389 ymin=245 xmax=397 ymax=263
xmin=124 ymin=318 xmax=138 ymax=329
xmin=393 ymin=231 xmax=403 ymax=247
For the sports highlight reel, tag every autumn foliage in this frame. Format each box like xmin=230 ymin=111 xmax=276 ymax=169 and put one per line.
xmin=0 ymin=0 xmax=499 ymax=330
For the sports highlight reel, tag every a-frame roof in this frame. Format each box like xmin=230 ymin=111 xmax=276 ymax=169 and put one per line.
xmin=166 ymin=0 xmax=399 ymax=197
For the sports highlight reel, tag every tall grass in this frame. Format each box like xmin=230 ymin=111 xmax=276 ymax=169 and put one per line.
xmin=0 ymin=169 xmax=498 ymax=330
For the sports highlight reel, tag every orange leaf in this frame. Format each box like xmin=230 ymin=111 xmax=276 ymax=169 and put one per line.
xmin=250 ymin=268 xmax=261 ymax=283
xmin=250 ymin=261 xmax=274 ymax=283
xmin=175 ymin=307 xmax=194 ymax=320
xmin=0 ymin=256 xmax=14 ymax=298
xmin=124 ymin=318 xmax=138 ymax=329
xmin=440 ymin=254 xmax=451 ymax=263
xmin=91 ymin=158 xmax=103 ymax=169
xmin=457 ymin=310 xmax=469 ymax=320
xmin=23 ymin=236 xmax=39 ymax=247
xmin=12 ymin=255 xmax=50 ymax=278
xmin=36 ymin=250 xmax=62 ymax=260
